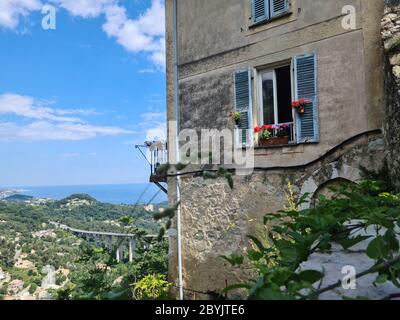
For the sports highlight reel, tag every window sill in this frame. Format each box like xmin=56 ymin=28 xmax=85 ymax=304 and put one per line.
xmin=254 ymin=141 xmax=298 ymax=149
xmin=247 ymin=141 xmax=319 ymax=150
xmin=249 ymin=11 xmax=292 ymax=29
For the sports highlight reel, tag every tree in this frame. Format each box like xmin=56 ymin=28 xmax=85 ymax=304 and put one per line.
xmin=223 ymin=178 xmax=400 ymax=300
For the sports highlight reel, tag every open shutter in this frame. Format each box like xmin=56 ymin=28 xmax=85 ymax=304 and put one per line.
xmin=252 ymin=0 xmax=269 ymax=23
xmin=295 ymin=53 xmax=319 ymax=143
xmin=234 ymin=69 xmax=253 ymax=147
xmin=270 ymin=0 xmax=289 ymax=17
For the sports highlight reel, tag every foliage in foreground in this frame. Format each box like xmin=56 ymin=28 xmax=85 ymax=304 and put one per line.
xmin=223 ymin=179 xmax=400 ymax=300
xmin=133 ymin=274 xmax=171 ymax=300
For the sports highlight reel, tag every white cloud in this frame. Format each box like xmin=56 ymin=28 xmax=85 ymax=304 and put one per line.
xmin=51 ymin=0 xmax=113 ymax=18
xmin=139 ymin=111 xmax=166 ymax=141
xmin=102 ymin=0 xmax=166 ymax=69
xmin=0 ymin=0 xmax=166 ymax=69
xmin=138 ymin=68 xmax=156 ymax=74
xmin=0 ymin=0 xmax=42 ymax=29
xmin=0 ymin=120 xmax=132 ymax=142
xmin=0 ymin=93 xmax=132 ymax=142
xmin=0 ymin=93 xmax=82 ymax=122
xmin=54 ymin=108 xmax=99 ymax=116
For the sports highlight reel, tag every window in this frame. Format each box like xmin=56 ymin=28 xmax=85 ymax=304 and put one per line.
xmin=259 ymin=65 xmax=294 ymax=142
xmin=233 ymin=53 xmax=319 ymax=148
xmin=252 ymin=0 xmax=290 ymax=24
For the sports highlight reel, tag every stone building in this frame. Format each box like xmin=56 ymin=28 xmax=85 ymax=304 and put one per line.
xmin=163 ymin=0 xmax=389 ymax=299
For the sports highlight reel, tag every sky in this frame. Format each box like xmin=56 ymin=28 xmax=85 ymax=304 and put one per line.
xmin=0 ymin=0 xmax=167 ymax=187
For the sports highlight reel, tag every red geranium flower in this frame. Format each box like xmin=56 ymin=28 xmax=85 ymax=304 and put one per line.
xmin=263 ymin=125 xmax=274 ymax=130
xmin=254 ymin=126 xmax=262 ymax=133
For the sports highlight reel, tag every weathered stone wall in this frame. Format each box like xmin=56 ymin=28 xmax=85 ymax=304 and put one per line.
xmin=382 ymin=0 xmax=400 ymax=192
xmin=169 ymin=132 xmax=386 ymax=299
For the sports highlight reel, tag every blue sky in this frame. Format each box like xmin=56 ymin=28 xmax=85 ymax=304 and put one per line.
xmin=0 ymin=0 xmax=166 ymax=187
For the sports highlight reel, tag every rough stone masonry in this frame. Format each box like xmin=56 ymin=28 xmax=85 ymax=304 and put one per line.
xmin=383 ymin=0 xmax=400 ymax=192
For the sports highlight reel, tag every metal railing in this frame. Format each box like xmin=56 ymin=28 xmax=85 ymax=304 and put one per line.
xmin=271 ymin=122 xmax=295 ymax=143
xmin=148 ymin=142 xmax=168 ymax=176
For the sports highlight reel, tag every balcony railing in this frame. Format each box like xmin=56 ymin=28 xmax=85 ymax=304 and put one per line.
xmin=147 ymin=141 xmax=168 ymax=177
xmin=135 ymin=141 xmax=168 ymax=194
xmin=273 ymin=122 xmax=295 ymax=143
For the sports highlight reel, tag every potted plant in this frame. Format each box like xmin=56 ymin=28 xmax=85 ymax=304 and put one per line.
xmin=291 ymin=99 xmax=309 ymax=114
xmin=275 ymin=124 xmax=290 ymax=145
xmin=229 ymin=112 xmax=242 ymax=126
xmin=254 ymin=124 xmax=290 ymax=146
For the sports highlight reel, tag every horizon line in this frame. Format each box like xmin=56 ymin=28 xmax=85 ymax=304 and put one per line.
xmin=1 ymin=182 xmax=156 ymax=189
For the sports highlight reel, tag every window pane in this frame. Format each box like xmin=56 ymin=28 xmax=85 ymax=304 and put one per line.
xmin=262 ymin=71 xmax=274 ymax=125
xmin=276 ymin=65 xmax=293 ymax=124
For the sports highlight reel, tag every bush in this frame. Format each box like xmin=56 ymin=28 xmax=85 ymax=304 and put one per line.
xmin=132 ymin=274 xmax=171 ymax=300
xmin=222 ymin=179 xmax=400 ymax=300
xmin=29 ymin=283 xmax=38 ymax=295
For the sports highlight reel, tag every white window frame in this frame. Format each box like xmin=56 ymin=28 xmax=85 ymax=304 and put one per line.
xmin=257 ymin=61 xmax=295 ymax=130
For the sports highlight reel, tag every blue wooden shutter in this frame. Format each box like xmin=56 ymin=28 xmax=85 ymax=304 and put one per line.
xmin=252 ymin=0 xmax=269 ymax=23
xmin=234 ymin=69 xmax=253 ymax=146
xmin=270 ymin=0 xmax=289 ymax=17
xmin=295 ymin=53 xmax=319 ymax=143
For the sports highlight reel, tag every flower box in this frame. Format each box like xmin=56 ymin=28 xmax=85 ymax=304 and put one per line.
xmin=259 ymin=136 xmax=289 ymax=147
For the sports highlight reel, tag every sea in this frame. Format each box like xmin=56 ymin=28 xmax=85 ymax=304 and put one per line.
xmin=6 ymin=183 xmax=167 ymax=205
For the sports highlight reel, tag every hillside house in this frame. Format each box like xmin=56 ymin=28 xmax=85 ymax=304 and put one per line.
xmin=164 ymin=0 xmax=386 ymax=298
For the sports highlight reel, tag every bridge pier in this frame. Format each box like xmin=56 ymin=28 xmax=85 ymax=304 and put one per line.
xmin=129 ymin=238 xmax=136 ymax=262
xmin=105 ymin=235 xmax=113 ymax=252
xmin=116 ymin=243 xmax=124 ymax=263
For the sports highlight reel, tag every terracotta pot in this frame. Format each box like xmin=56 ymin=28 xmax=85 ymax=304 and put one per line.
xmin=259 ymin=136 xmax=289 ymax=147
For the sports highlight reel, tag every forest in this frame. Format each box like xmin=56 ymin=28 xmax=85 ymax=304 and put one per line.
xmin=0 ymin=195 xmax=170 ymax=300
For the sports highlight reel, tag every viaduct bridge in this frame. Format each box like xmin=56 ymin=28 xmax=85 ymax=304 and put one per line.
xmin=50 ymin=222 xmax=159 ymax=263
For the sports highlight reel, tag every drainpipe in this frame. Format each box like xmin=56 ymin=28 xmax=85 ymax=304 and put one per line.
xmin=173 ymin=0 xmax=184 ymax=301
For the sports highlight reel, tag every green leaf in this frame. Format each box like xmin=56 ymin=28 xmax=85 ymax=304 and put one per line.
xmin=175 ymin=163 xmax=187 ymax=171
xmin=225 ymin=173 xmax=234 ymax=190
xmin=251 ymin=287 xmax=293 ymax=300
xmin=247 ymin=249 xmax=263 ymax=261
xmin=296 ymin=270 xmax=324 ymax=284
xmin=297 ymin=193 xmax=310 ymax=206
xmin=338 ymin=235 xmax=372 ymax=250
xmin=374 ymin=274 xmax=388 ymax=286
xmin=276 ymin=241 xmax=299 ymax=264
xmin=384 ymin=229 xmax=399 ymax=252
xmin=222 ymin=283 xmax=252 ymax=293
xmin=220 ymin=254 xmax=244 ymax=266
xmin=247 ymin=235 xmax=265 ymax=252
xmin=366 ymin=236 xmax=385 ymax=260
xmin=157 ymin=227 xmax=165 ymax=242
xmin=203 ymin=171 xmax=218 ymax=180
